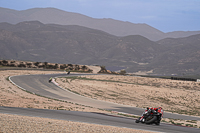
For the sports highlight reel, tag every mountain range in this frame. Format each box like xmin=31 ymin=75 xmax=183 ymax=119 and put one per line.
xmin=0 ymin=21 xmax=200 ymax=75
xmin=0 ymin=7 xmax=200 ymax=41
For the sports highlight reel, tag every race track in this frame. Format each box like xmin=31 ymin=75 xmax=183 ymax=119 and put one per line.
xmin=4 ymin=73 xmax=200 ymax=133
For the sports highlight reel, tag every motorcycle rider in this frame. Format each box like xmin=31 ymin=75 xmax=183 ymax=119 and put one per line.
xmin=136 ymin=107 xmax=163 ymax=125
xmin=146 ymin=107 xmax=163 ymax=114
xmin=67 ymin=70 xmax=70 ymax=74
xmin=49 ymin=77 xmax=52 ymax=82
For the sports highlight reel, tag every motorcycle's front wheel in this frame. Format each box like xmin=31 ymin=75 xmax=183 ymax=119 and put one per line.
xmin=135 ymin=117 xmax=141 ymax=123
xmin=145 ymin=116 xmax=157 ymax=124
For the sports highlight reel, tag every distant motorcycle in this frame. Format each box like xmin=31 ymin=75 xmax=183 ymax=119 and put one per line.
xmin=49 ymin=77 xmax=52 ymax=83
xmin=67 ymin=70 xmax=70 ymax=75
xmin=135 ymin=107 xmax=163 ymax=125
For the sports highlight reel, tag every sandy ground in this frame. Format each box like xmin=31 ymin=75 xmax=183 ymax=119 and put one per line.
xmin=0 ymin=70 xmax=155 ymax=133
xmin=56 ymin=75 xmax=200 ymax=128
xmin=0 ymin=113 xmax=154 ymax=133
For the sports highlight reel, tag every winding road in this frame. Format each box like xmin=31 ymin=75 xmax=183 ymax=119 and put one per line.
xmin=2 ymin=73 xmax=199 ymax=132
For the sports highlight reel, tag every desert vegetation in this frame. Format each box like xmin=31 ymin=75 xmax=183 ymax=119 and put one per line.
xmin=0 ymin=59 xmax=92 ymax=72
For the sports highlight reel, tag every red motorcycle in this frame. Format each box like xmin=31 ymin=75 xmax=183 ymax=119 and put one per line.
xmin=135 ymin=107 xmax=163 ymax=125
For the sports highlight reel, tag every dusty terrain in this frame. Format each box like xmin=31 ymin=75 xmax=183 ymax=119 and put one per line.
xmin=56 ymin=75 xmax=200 ymax=128
xmin=0 ymin=70 xmax=154 ymax=133
xmin=0 ymin=113 xmax=153 ymax=133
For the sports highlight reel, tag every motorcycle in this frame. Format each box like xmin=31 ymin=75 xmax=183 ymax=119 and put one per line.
xmin=49 ymin=78 xmax=52 ymax=83
xmin=67 ymin=70 xmax=70 ymax=75
xmin=135 ymin=107 xmax=163 ymax=125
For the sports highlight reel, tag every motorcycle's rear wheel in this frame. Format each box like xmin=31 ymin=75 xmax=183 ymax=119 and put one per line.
xmin=145 ymin=116 xmax=157 ymax=124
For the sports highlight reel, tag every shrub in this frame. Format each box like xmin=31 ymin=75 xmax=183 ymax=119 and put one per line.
xmin=44 ymin=62 xmax=48 ymax=68
xmin=60 ymin=64 xmax=67 ymax=69
xmin=26 ymin=62 xmax=32 ymax=66
xmin=82 ymin=65 xmax=87 ymax=70
xmin=54 ymin=64 xmax=59 ymax=69
xmin=119 ymin=69 xmax=126 ymax=75
xmin=34 ymin=62 xmax=40 ymax=66
xmin=68 ymin=64 xmax=73 ymax=67
xmin=38 ymin=65 xmax=44 ymax=68
xmin=47 ymin=64 xmax=54 ymax=69
xmin=2 ymin=60 xmax=8 ymax=64
xmin=18 ymin=63 xmax=26 ymax=67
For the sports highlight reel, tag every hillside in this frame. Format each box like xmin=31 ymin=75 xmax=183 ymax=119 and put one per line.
xmin=1 ymin=7 xmax=200 ymax=41
xmin=0 ymin=21 xmax=200 ymax=75
xmin=153 ymin=34 xmax=200 ymax=74
xmin=0 ymin=21 xmax=161 ymax=71
xmin=0 ymin=21 xmax=117 ymax=64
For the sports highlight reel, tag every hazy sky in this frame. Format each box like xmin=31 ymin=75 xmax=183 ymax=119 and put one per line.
xmin=0 ymin=0 xmax=199 ymax=32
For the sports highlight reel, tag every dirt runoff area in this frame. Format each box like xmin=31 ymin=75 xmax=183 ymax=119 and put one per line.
xmin=56 ymin=74 xmax=200 ymax=128
xmin=0 ymin=70 xmax=155 ymax=133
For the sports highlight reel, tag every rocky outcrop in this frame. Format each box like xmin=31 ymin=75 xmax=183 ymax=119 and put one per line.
xmin=98 ymin=66 xmax=119 ymax=75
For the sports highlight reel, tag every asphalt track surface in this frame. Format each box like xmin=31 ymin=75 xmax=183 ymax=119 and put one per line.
xmin=4 ymin=73 xmax=200 ymax=133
